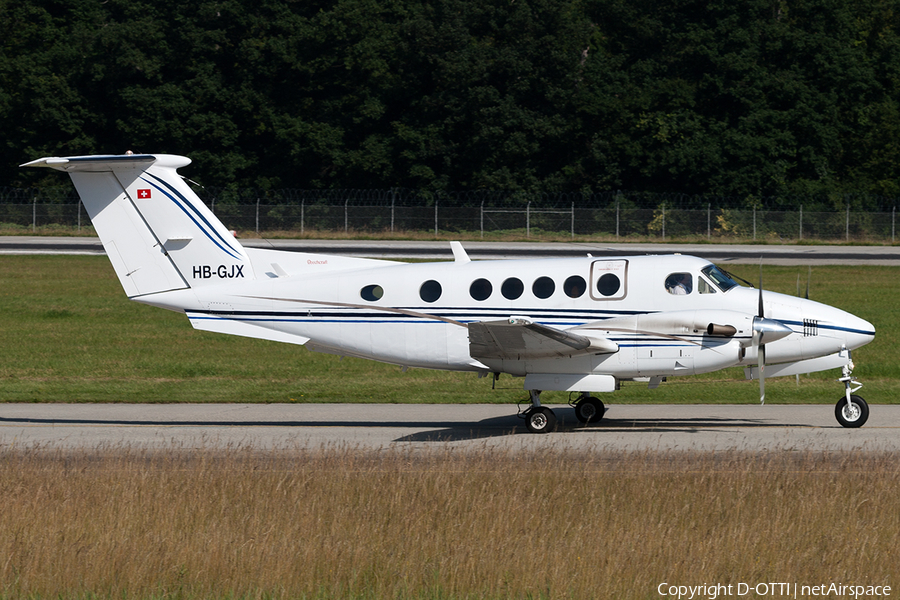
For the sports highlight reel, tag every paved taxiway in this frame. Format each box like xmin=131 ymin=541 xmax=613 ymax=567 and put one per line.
xmin=4 ymin=236 xmax=900 ymax=264
xmin=2 ymin=404 xmax=899 ymax=452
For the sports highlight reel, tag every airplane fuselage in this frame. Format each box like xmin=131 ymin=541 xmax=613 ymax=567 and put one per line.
xmin=145 ymin=253 xmax=873 ymax=384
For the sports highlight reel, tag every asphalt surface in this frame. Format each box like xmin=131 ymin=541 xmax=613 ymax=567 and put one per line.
xmin=1 ymin=404 xmax=897 ymax=453
xmin=4 ymin=236 xmax=900 ymax=264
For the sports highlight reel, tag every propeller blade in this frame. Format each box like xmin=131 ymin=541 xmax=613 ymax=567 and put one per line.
xmin=805 ymin=265 xmax=811 ymax=300
xmin=751 ymin=318 xmax=790 ymax=405
xmin=758 ymin=343 xmax=766 ymax=405
xmin=757 ymin=260 xmax=766 ymax=404
xmin=758 ymin=260 xmax=764 ymax=318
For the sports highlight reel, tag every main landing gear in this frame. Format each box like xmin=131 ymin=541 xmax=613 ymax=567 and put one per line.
xmin=572 ymin=392 xmax=605 ymax=425
xmin=522 ymin=390 xmax=557 ymax=434
xmin=835 ymin=360 xmax=868 ymax=428
xmin=521 ymin=391 xmax=606 ymax=433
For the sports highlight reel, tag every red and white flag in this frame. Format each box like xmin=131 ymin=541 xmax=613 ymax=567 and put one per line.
xmin=137 ymin=189 xmax=151 ymax=199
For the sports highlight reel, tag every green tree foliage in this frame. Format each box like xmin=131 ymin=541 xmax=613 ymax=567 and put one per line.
xmin=3 ymin=0 xmax=900 ymax=204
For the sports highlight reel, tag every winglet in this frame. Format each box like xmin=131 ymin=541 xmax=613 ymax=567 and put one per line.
xmin=450 ymin=241 xmax=470 ymax=263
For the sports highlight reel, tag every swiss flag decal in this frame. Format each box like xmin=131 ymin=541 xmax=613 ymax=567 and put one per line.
xmin=137 ymin=189 xmax=151 ymax=199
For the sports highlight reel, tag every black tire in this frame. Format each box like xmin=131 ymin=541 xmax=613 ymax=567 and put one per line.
xmin=574 ymin=396 xmax=605 ymax=424
xmin=835 ymin=395 xmax=869 ymax=428
xmin=524 ymin=407 xmax=557 ymax=434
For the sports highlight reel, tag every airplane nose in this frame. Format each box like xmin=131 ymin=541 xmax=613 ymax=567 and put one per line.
xmin=842 ymin=312 xmax=876 ymax=350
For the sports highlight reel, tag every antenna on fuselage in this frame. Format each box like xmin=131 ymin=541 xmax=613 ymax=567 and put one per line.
xmin=450 ymin=241 xmax=470 ymax=263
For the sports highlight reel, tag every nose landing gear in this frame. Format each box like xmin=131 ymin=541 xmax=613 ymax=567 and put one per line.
xmin=835 ymin=359 xmax=868 ymax=428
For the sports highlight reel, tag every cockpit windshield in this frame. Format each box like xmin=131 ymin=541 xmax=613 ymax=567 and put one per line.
xmin=701 ymin=264 xmax=738 ymax=292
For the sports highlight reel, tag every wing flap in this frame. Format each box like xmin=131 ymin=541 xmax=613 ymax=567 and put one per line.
xmin=468 ymin=318 xmax=618 ymax=361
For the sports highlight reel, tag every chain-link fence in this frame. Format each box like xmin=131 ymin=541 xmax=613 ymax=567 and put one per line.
xmin=1 ymin=186 xmax=897 ymax=242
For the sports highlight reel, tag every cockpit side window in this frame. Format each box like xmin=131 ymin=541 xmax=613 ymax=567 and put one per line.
xmin=665 ymin=273 xmax=692 ymax=295
xmin=701 ymin=265 xmax=738 ymax=292
xmin=698 ymin=277 xmax=716 ymax=294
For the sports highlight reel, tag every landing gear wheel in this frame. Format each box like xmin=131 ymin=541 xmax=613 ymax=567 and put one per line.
xmin=524 ymin=406 xmax=557 ymax=434
xmin=574 ymin=396 xmax=605 ymax=424
xmin=835 ymin=395 xmax=869 ymax=428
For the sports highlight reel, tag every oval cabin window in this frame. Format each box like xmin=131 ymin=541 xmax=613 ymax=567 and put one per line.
xmin=502 ymin=277 xmax=524 ymax=300
xmin=564 ymin=275 xmax=587 ymax=298
xmin=419 ymin=280 xmax=442 ymax=303
xmin=469 ymin=278 xmax=492 ymax=301
xmin=361 ymin=284 xmax=384 ymax=302
xmin=533 ymin=276 xmax=555 ymax=299
xmin=596 ymin=273 xmax=621 ymax=297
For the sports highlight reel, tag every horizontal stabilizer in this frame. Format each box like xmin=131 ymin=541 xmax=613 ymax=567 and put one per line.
xmin=469 ymin=318 xmax=618 ymax=361
xmin=21 ymin=154 xmax=156 ymax=171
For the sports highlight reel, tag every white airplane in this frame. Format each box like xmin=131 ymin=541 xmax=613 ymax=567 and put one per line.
xmin=22 ymin=153 xmax=876 ymax=432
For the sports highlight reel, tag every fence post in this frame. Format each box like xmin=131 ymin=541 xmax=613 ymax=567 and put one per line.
xmin=662 ymin=205 xmax=666 ymax=241
xmin=616 ymin=194 xmax=620 ymax=240
xmin=391 ymin=191 xmax=395 ymax=233
xmin=799 ymin=205 xmax=803 ymax=241
xmin=571 ymin=201 xmax=575 ymax=239
xmin=526 ymin=201 xmax=531 ymax=238
xmin=707 ymin=203 xmax=710 ymax=239
xmin=846 ymin=203 xmax=850 ymax=242
xmin=893 ymin=206 xmax=896 ymax=244
xmin=77 ymin=201 xmax=81 ymax=232
xmin=33 ymin=192 xmax=37 ymax=233
xmin=434 ymin=201 xmax=438 ymax=236
xmin=345 ymin=199 xmax=349 ymax=233
xmin=480 ymin=201 xmax=484 ymax=239
xmin=255 ymin=198 xmax=260 ymax=236
xmin=753 ymin=207 xmax=756 ymax=241
xmin=301 ymin=200 xmax=305 ymax=235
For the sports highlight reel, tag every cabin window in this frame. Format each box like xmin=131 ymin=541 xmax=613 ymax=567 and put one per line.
xmin=596 ymin=273 xmax=621 ymax=297
xmin=361 ymin=284 xmax=384 ymax=302
xmin=501 ymin=277 xmax=524 ymax=300
xmin=665 ymin=273 xmax=693 ymax=295
xmin=564 ymin=275 xmax=587 ymax=298
xmin=419 ymin=280 xmax=442 ymax=303
xmin=533 ymin=276 xmax=555 ymax=299
xmin=470 ymin=278 xmax=493 ymax=301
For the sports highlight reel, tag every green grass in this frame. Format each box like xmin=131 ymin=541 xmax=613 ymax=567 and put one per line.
xmin=0 ymin=255 xmax=895 ymax=404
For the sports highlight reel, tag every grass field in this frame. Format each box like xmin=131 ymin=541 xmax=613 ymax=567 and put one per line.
xmin=1 ymin=447 xmax=898 ymax=600
xmin=0 ymin=255 xmax=895 ymax=405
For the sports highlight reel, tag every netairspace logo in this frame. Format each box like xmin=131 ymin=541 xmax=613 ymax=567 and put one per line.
xmin=657 ymin=582 xmax=892 ymax=599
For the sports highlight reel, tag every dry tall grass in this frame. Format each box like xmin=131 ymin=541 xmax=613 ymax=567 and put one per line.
xmin=1 ymin=447 xmax=897 ymax=599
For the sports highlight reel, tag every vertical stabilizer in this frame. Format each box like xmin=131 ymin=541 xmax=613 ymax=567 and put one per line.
xmin=21 ymin=154 xmax=255 ymax=298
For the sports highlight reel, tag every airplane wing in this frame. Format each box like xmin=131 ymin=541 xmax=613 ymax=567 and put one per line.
xmin=468 ymin=318 xmax=618 ymax=361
